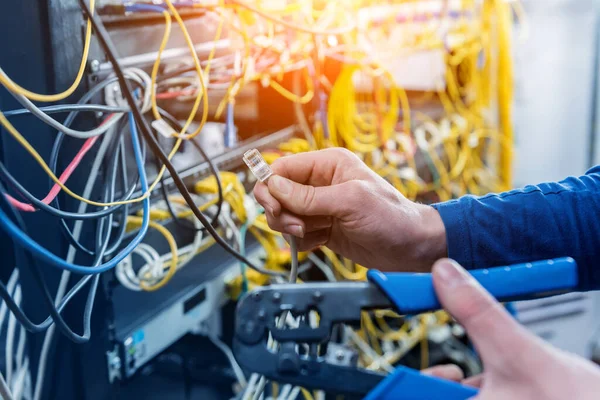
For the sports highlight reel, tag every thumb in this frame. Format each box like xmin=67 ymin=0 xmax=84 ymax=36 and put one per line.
xmin=432 ymin=259 xmax=536 ymax=366
xmin=267 ymin=175 xmax=350 ymax=217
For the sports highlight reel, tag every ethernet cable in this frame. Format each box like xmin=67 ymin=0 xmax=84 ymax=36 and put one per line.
xmin=2 ymin=104 xmax=128 ymax=117
xmin=82 ymin=0 xmax=287 ymax=276
xmin=0 ymin=371 xmax=14 ymax=400
xmin=0 ymin=113 xmax=149 ymax=275
xmin=243 ymin=149 xmax=299 ymax=399
xmin=5 ymin=124 xmax=103 ymax=212
xmin=1 ymin=72 xmax=125 ymax=139
xmin=0 ymin=77 xmax=153 ymax=210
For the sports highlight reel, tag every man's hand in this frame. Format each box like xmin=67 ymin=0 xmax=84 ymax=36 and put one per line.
xmin=253 ymin=148 xmax=447 ymax=271
xmin=426 ymin=259 xmax=600 ymax=399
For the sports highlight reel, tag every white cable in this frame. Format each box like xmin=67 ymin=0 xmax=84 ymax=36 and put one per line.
xmin=242 ymin=374 xmax=260 ymax=400
xmin=0 ymin=270 xmax=20 ymax=340
xmin=208 ymin=335 xmax=247 ymax=387
xmin=21 ymin=366 xmax=31 ymax=400
xmin=6 ymin=286 xmax=21 ymax=387
xmin=252 ymin=235 xmax=300 ymax=399
xmin=286 ymin=387 xmax=301 ymax=400
xmin=346 ymin=328 xmax=394 ymax=373
xmin=11 ymin=358 xmax=27 ymax=400
xmin=117 ymin=195 xmax=209 ymax=291
xmin=307 ymin=254 xmax=337 ymax=282
xmin=33 ymin=128 xmax=117 ymax=400
xmin=106 ymin=68 xmax=152 ymax=113
xmin=277 ymin=385 xmax=292 ymax=400
xmin=14 ymin=325 xmax=25 ymax=385
xmin=0 ymin=371 xmax=14 ymax=400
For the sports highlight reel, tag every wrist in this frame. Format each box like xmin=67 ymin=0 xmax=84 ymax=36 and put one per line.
xmin=410 ymin=205 xmax=448 ymax=272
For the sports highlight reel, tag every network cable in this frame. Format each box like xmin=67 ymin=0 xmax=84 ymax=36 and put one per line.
xmin=80 ymin=0 xmax=291 ymax=277
xmin=0 ymin=113 xmax=150 ymax=275
xmin=155 ymin=107 xmax=224 ymax=232
xmin=2 ymin=104 xmax=128 ymax=118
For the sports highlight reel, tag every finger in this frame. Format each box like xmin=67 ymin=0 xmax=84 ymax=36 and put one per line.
xmin=268 ymin=176 xmax=358 ymax=217
xmin=463 ymin=374 xmax=484 ymax=388
xmin=422 ymin=365 xmax=464 ymax=382
xmin=265 ymin=212 xmax=333 ymax=238
xmin=295 ymin=229 xmax=330 ymax=252
xmin=253 ymin=181 xmax=282 ymax=217
xmin=432 ymin=259 xmax=534 ymax=365
xmin=270 ymin=148 xmax=360 ymax=186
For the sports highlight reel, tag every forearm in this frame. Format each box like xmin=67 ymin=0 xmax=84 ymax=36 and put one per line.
xmin=430 ymin=167 xmax=600 ymax=291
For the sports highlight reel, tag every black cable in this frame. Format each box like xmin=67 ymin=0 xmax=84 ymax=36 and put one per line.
xmin=0 ymin=124 xmax=121 ymax=342
xmin=153 ymin=107 xmax=224 ymax=233
xmin=0 ymin=161 xmax=133 ymax=221
xmin=58 ymin=133 xmax=130 ymax=257
xmin=0 ymin=181 xmax=101 ymax=340
xmin=0 ymin=77 xmax=143 ymax=221
xmin=158 ymin=65 xmax=196 ymax=82
xmin=81 ymin=0 xmax=286 ymax=277
xmin=3 ymin=104 xmax=129 ymax=118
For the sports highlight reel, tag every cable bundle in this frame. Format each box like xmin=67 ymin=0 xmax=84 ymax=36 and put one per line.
xmin=0 ymin=1 xmax=519 ymax=399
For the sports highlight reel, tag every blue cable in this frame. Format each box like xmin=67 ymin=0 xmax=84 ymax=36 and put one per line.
xmin=0 ymin=113 xmax=150 ymax=274
xmin=125 ymin=3 xmax=197 ymax=13
xmin=125 ymin=4 xmax=168 ymax=13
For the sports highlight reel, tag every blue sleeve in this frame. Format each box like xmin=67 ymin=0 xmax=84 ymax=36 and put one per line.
xmin=431 ymin=166 xmax=600 ymax=291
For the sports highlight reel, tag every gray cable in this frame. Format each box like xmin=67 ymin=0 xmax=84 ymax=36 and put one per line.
xmin=3 ymin=104 xmax=129 ymax=118
xmin=251 ymin=237 xmax=300 ymax=399
xmin=2 ymin=77 xmax=123 ymax=139
xmin=0 ymin=68 xmax=149 ymax=139
xmin=32 ymin=129 xmax=116 ymax=400
xmin=0 ymin=371 xmax=14 ymax=400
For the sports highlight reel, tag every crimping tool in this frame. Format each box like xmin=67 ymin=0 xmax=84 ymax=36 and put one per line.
xmin=233 ymin=257 xmax=578 ymax=399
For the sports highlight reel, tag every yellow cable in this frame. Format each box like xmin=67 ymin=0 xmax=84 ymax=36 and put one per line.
xmin=151 ymin=11 xmax=173 ymax=121
xmin=127 ymin=216 xmax=179 ymax=292
xmin=0 ymin=3 xmax=227 ymax=208
xmin=300 ymin=388 xmax=314 ymax=400
xmin=0 ymin=0 xmax=95 ymax=102
xmin=161 ymin=0 xmax=213 ymax=140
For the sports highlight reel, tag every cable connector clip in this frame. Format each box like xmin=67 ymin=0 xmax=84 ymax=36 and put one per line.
xmin=243 ymin=149 xmax=273 ymax=182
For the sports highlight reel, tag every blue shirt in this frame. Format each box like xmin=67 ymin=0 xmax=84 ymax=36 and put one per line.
xmin=432 ymin=166 xmax=600 ymax=291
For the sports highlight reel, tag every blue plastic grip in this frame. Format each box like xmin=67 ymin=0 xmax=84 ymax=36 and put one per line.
xmin=367 ymin=257 xmax=578 ymax=315
xmin=364 ymin=365 xmax=478 ymax=400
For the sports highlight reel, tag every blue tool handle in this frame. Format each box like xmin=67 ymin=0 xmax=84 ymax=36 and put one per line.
xmin=367 ymin=257 xmax=578 ymax=315
xmin=364 ymin=365 xmax=478 ymax=400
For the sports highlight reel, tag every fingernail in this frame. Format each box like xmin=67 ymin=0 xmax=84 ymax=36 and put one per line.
xmin=270 ymin=175 xmax=292 ymax=196
xmin=286 ymin=225 xmax=304 ymax=238
xmin=436 ymin=259 xmax=469 ymax=288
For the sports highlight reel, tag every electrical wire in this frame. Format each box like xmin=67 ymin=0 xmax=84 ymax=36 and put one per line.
xmin=0 ymin=125 xmax=126 ymax=342
xmin=2 ymin=104 xmax=128 ymax=118
xmin=2 ymin=70 xmax=125 ymax=140
xmin=4 ymin=126 xmax=102 ymax=212
xmin=0 ymin=371 xmax=14 ymax=400
xmin=155 ymin=107 xmax=224 ymax=232
xmin=0 ymin=113 xmax=149 ymax=275
xmin=80 ymin=0 xmax=289 ymax=277
xmin=207 ymin=334 xmax=247 ymax=387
